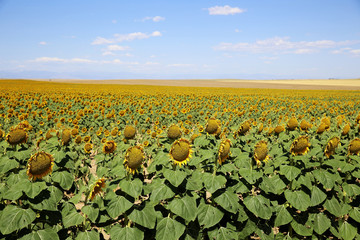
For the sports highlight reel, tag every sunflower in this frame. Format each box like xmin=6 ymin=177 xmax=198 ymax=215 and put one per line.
xmin=348 ymin=138 xmax=360 ymax=156
xmin=274 ymin=125 xmax=285 ymax=135
xmin=237 ymin=121 xmax=251 ymax=136
xmin=170 ymin=139 xmax=193 ymax=167
xmin=45 ymin=129 xmax=57 ymax=140
xmin=190 ymin=133 xmax=201 ymax=143
xmin=316 ymin=122 xmax=327 ymax=134
xmin=71 ymin=128 xmax=78 ymax=137
xmin=290 ymin=136 xmax=310 ymax=156
xmin=325 ymin=137 xmax=340 ymax=158
xmin=74 ymin=135 xmax=82 ymax=144
xmin=218 ymin=139 xmax=231 ymax=165
xmin=0 ymin=129 xmax=5 ymax=139
xmin=124 ymin=125 xmax=136 ymax=139
xmin=26 ymin=151 xmax=54 ymax=180
xmin=61 ymin=129 xmax=71 ymax=145
xmin=84 ymin=143 xmax=93 ymax=154
xmin=103 ymin=140 xmax=117 ymax=154
xmin=205 ymin=118 xmax=221 ymax=136
xmin=167 ymin=124 xmax=182 ymax=139
xmin=342 ymin=124 xmax=350 ymax=136
xmin=254 ymin=140 xmax=269 ymax=166
xmin=83 ymin=135 xmax=91 ymax=142
xmin=300 ymin=119 xmax=312 ymax=132
xmin=124 ymin=146 xmax=144 ymax=174
xmin=321 ymin=117 xmax=331 ymax=129
xmin=6 ymin=128 xmax=28 ymax=145
xmin=287 ymin=117 xmax=298 ymax=131
xmin=88 ymin=178 xmax=106 ymax=201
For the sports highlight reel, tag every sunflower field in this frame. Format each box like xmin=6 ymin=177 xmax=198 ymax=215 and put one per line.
xmin=1 ymin=79 xmax=360 ymax=240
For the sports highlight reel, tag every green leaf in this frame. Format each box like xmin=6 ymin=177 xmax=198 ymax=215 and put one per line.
xmin=349 ymin=207 xmax=360 ymax=223
xmin=119 ymin=178 xmax=143 ymax=198
xmin=52 ymin=171 xmax=74 ymax=190
xmin=238 ymin=169 xmax=262 ymax=184
xmin=150 ymin=181 xmax=175 ymax=203
xmin=109 ymin=226 xmax=144 ymax=240
xmin=0 ymin=158 xmax=18 ymax=174
xmin=339 ymin=221 xmax=357 ymax=240
xmin=24 ymin=181 xmax=47 ymax=199
xmin=274 ymin=205 xmax=293 ymax=227
xmin=310 ymin=186 xmax=327 ymax=206
xmin=156 ymin=217 xmax=185 ymax=240
xmin=259 ymin=175 xmax=286 ymax=195
xmin=284 ymin=190 xmax=310 ymax=212
xmin=324 ymin=197 xmax=346 ymax=217
xmin=312 ymin=213 xmax=331 ymax=235
xmin=107 ymin=196 xmax=133 ymax=219
xmin=202 ymin=173 xmax=226 ymax=193
xmin=128 ymin=204 xmax=157 ymax=229
xmin=82 ymin=205 xmax=99 ymax=223
xmin=29 ymin=186 xmax=63 ymax=211
xmin=20 ymin=228 xmax=59 ymax=240
xmin=214 ymin=190 xmax=239 ymax=214
xmin=62 ymin=210 xmax=85 ymax=228
xmin=343 ymin=183 xmax=360 ymax=197
xmin=0 ymin=205 xmax=36 ymax=235
xmin=213 ymin=227 xmax=237 ymax=240
xmin=313 ymin=169 xmax=336 ymax=190
xmin=163 ymin=169 xmax=187 ymax=187
xmin=243 ymin=195 xmax=272 ymax=220
xmin=197 ymin=202 xmax=224 ymax=228
xmin=291 ymin=219 xmax=313 ymax=237
xmin=185 ymin=170 xmax=203 ymax=191
xmin=168 ymin=195 xmax=197 ymax=222
xmin=279 ymin=165 xmax=301 ymax=181
xmin=75 ymin=230 xmax=100 ymax=240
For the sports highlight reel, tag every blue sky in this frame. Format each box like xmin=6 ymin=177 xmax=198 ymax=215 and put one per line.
xmin=0 ymin=0 xmax=360 ymax=79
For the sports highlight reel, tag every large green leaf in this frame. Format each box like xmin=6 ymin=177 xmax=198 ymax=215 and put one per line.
xmin=163 ymin=169 xmax=187 ymax=187
xmin=185 ymin=171 xmax=203 ymax=191
xmin=0 ymin=158 xmax=18 ymax=174
xmin=19 ymin=228 xmax=59 ymax=240
xmin=313 ymin=169 xmax=336 ymax=190
xmin=119 ymin=178 xmax=143 ymax=198
xmin=324 ymin=197 xmax=349 ymax=217
xmin=259 ymin=175 xmax=286 ymax=195
xmin=342 ymin=183 xmax=360 ymax=197
xmin=0 ymin=205 xmax=36 ymax=235
xmin=109 ymin=226 xmax=144 ymax=240
xmin=52 ymin=170 xmax=74 ymax=190
xmin=128 ymin=204 xmax=157 ymax=229
xmin=82 ymin=205 xmax=99 ymax=223
xmin=310 ymin=186 xmax=327 ymax=206
xmin=75 ymin=230 xmax=100 ymax=240
xmin=214 ymin=190 xmax=239 ymax=214
xmin=197 ymin=202 xmax=224 ymax=228
xmin=284 ymin=190 xmax=310 ymax=212
xmin=213 ymin=227 xmax=237 ymax=240
xmin=349 ymin=207 xmax=360 ymax=223
xmin=274 ymin=205 xmax=292 ymax=227
xmin=24 ymin=181 xmax=47 ymax=199
xmin=243 ymin=195 xmax=272 ymax=220
xmin=238 ymin=169 xmax=262 ymax=184
xmin=168 ymin=195 xmax=197 ymax=222
xmin=339 ymin=221 xmax=357 ymax=240
xmin=107 ymin=196 xmax=133 ymax=219
xmin=291 ymin=219 xmax=313 ymax=237
xmin=279 ymin=165 xmax=301 ymax=181
xmin=62 ymin=210 xmax=85 ymax=228
xmin=312 ymin=213 xmax=331 ymax=235
xmin=202 ymin=173 xmax=226 ymax=193
xmin=150 ymin=181 xmax=175 ymax=203
xmin=156 ymin=217 xmax=185 ymax=240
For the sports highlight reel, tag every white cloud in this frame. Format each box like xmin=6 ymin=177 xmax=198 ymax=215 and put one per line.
xmin=31 ymin=57 xmax=96 ymax=63
xmin=142 ymin=16 xmax=165 ymax=22
xmin=208 ymin=5 xmax=246 ymax=15
xmin=39 ymin=41 xmax=47 ymax=45
xmin=145 ymin=61 xmax=160 ymax=65
xmin=92 ymin=31 xmax=162 ymax=45
xmin=235 ymin=29 xmax=241 ymax=33
xmin=167 ymin=63 xmax=194 ymax=67
xmin=331 ymin=47 xmax=360 ymax=56
xmin=107 ymin=45 xmax=131 ymax=51
xmin=102 ymin=51 xmax=116 ymax=56
xmin=214 ymin=37 xmax=358 ymax=54
xmin=350 ymin=49 xmax=360 ymax=55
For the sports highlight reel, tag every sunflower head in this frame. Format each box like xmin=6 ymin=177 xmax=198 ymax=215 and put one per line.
xmin=205 ymin=118 xmax=221 ymax=135
xmin=0 ymin=129 xmax=5 ymax=139
xmin=287 ymin=117 xmax=298 ymax=131
xmin=325 ymin=136 xmax=340 ymax=158
xmin=170 ymin=138 xmax=192 ymax=167
xmin=342 ymin=124 xmax=350 ymax=136
xmin=61 ymin=129 xmax=72 ymax=145
xmin=254 ymin=140 xmax=269 ymax=166
xmin=348 ymin=138 xmax=360 ymax=156
xmin=83 ymin=135 xmax=91 ymax=142
xmin=300 ymin=119 xmax=312 ymax=132
xmin=6 ymin=128 xmax=28 ymax=145
xmin=274 ymin=125 xmax=285 ymax=135
xmin=321 ymin=117 xmax=331 ymax=129
xmin=218 ymin=139 xmax=231 ymax=165
xmin=27 ymin=151 xmax=54 ymax=180
xmin=103 ymin=140 xmax=117 ymax=154
xmin=167 ymin=124 xmax=182 ymax=139
xmin=290 ymin=136 xmax=310 ymax=155
xmin=237 ymin=121 xmax=251 ymax=136
xmin=46 ymin=129 xmax=57 ymax=140
xmin=124 ymin=146 xmax=144 ymax=174
xmin=124 ymin=125 xmax=136 ymax=139
xmin=84 ymin=143 xmax=93 ymax=154
xmin=89 ymin=178 xmax=106 ymax=201
xmin=190 ymin=133 xmax=201 ymax=143
xmin=74 ymin=135 xmax=82 ymax=144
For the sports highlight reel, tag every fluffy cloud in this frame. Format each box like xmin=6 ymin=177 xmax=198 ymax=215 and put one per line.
xmin=142 ymin=16 xmax=165 ymax=22
xmin=208 ymin=5 xmax=246 ymax=15
xmin=214 ymin=37 xmax=357 ymax=54
xmin=32 ymin=57 xmax=96 ymax=63
xmin=39 ymin=41 xmax=47 ymax=45
xmin=106 ymin=45 xmax=131 ymax=51
xmin=332 ymin=48 xmax=360 ymax=56
xmin=92 ymin=31 xmax=162 ymax=45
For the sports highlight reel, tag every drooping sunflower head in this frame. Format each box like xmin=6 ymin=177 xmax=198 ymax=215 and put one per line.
xmin=74 ymin=135 xmax=82 ymax=144
xmin=300 ymin=119 xmax=312 ymax=132
xmin=348 ymin=138 xmax=360 ymax=156
xmin=89 ymin=178 xmax=106 ymax=201
xmin=290 ymin=136 xmax=310 ymax=156
xmin=170 ymin=138 xmax=192 ymax=167
xmin=254 ymin=140 xmax=269 ymax=166
xmin=167 ymin=124 xmax=182 ymax=139
xmin=26 ymin=151 xmax=54 ymax=180
xmin=342 ymin=124 xmax=350 ymax=136
xmin=287 ymin=117 xmax=298 ymax=131
xmin=321 ymin=117 xmax=331 ymax=129
xmin=325 ymin=136 xmax=340 ymax=158
xmin=124 ymin=146 xmax=144 ymax=174
xmin=6 ymin=128 xmax=28 ymax=145
xmin=218 ymin=139 xmax=231 ymax=165
xmin=317 ymin=122 xmax=327 ymax=134
xmin=84 ymin=143 xmax=93 ymax=154
xmin=103 ymin=140 xmax=117 ymax=154
xmin=124 ymin=125 xmax=136 ymax=139
xmin=274 ymin=125 xmax=285 ymax=135
xmin=61 ymin=129 xmax=71 ymax=145
xmin=205 ymin=118 xmax=221 ymax=135
xmin=237 ymin=121 xmax=251 ymax=136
